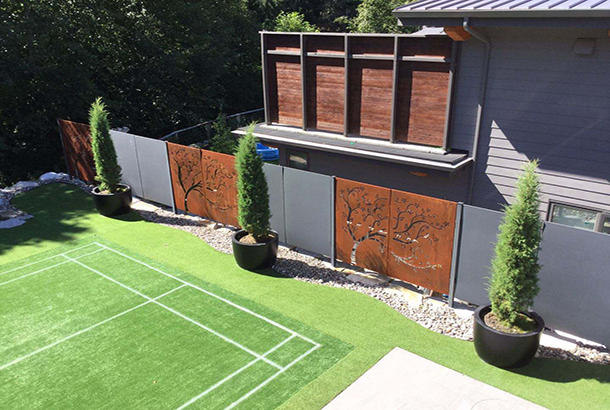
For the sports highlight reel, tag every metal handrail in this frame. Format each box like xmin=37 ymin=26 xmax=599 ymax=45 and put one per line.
xmin=160 ymin=108 xmax=264 ymax=142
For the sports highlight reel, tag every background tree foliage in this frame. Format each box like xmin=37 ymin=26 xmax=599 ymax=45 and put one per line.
xmin=0 ymin=0 xmax=411 ymax=186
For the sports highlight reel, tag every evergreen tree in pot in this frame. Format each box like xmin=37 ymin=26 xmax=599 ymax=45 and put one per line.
xmin=231 ymin=125 xmax=278 ymax=270
xmin=89 ymin=97 xmax=132 ymax=216
xmin=473 ymin=160 xmax=545 ymax=368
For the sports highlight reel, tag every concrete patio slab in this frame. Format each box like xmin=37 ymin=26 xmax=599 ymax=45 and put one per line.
xmin=324 ymin=347 xmax=546 ymax=410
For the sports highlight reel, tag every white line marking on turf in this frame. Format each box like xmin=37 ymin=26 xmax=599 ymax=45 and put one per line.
xmin=176 ymin=335 xmax=297 ymax=410
xmin=0 ymin=243 xmax=99 ymax=277
xmin=0 ymin=284 xmax=186 ymax=372
xmin=94 ymin=243 xmax=321 ymax=347
xmin=225 ymin=343 xmax=321 ymax=410
xmin=64 ymin=255 xmax=284 ymax=371
xmin=0 ymin=248 xmax=105 ymax=288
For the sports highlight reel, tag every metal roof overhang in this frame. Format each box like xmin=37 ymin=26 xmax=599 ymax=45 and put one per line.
xmin=234 ymin=125 xmax=472 ymax=172
xmin=393 ymin=9 xmax=610 ymax=28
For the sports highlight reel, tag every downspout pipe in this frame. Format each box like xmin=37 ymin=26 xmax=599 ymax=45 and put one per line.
xmin=463 ymin=18 xmax=491 ymax=205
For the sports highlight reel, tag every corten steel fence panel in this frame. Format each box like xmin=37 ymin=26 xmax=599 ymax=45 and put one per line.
xmin=335 ymin=178 xmax=390 ymax=274
xmin=263 ymin=163 xmax=286 ymax=242
xmin=387 ymin=190 xmax=457 ymax=294
xmin=535 ymin=222 xmax=610 ymax=348
xmin=453 ymin=205 xmax=502 ymax=306
xmin=133 ymin=136 xmax=174 ymax=208
xmin=167 ymin=142 xmax=206 ymax=216
xmin=110 ymin=131 xmax=143 ymax=197
xmin=200 ymin=150 xmax=239 ymax=227
xmin=57 ymin=119 xmax=96 ymax=183
xmin=284 ymin=167 xmax=333 ymax=256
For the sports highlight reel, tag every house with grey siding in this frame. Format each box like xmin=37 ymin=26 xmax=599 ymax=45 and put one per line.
xmin=236 ymin=3 xmax=610 ymax=235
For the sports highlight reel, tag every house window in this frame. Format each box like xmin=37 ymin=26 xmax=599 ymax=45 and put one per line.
xmin=288 ymin=150 xmax=309 ymax=171
xmin=548 ymin=202 xmax=609 ymax=233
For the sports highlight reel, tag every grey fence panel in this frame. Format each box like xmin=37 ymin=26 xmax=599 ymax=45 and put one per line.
xmin=110 ymin=131 xmax=143 ymax=197
xmin=536 ymin=222 xmax=610 ymax=348
xmin=454 ymin=204 xmax=502 ymax=305
xmin=283 ymin=167 xmax=333 ymax=256
xmin=263 ymin=163 xmax=286 ymax=242
xmin=133 ymin=135 xmax=174 ymax=207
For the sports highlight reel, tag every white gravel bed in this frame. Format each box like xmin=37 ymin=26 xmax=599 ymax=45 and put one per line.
xmin=134 ymin=199 xmax=609 ymax=366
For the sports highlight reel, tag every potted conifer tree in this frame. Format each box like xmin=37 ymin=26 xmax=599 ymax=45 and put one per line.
xmin=89 ymin=97 xmax=132 ymax=216
xmin=231 ymin=125 xmax=278 ymax=270
xmin=473 ymin=160 xmax=545 ymax=368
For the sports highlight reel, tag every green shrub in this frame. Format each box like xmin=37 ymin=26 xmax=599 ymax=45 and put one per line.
xmin=89 ymin=98 xmax=122 ymax=193
xmin=489 ymin=160 xmax=542 ymax=327
xmin=235 ymin=125 xmax=271 ymax=241
xmin=274 ymin=11 xmax=320 ymax=32
xmin=210 ymin=114 xmax=238 ymax=155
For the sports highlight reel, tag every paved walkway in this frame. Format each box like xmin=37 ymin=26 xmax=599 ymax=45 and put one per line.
xmin=324 ymin=348 xmax=546 ymax=410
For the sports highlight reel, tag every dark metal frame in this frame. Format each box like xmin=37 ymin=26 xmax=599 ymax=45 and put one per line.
xmin=287 ymin=149 xmax=310 ymax=171
xmin=260 ymin=31 xmax=456 ymax=150
xmin=547 ymin=200 xmax=610 ymax=233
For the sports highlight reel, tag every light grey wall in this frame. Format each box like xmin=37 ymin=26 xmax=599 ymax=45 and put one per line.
xmin=273 ymin=143 xmax=470 ymax=203
xmin=283 ymin=167 xmax=333 ymax=256
xmin=134 ymin=135 xmax=174 ymax=208
xmin=263 ymin=163 xmax=286 ymax=242
xmin=454 ymin=204 xmax=610 ymax=348
xmin=453 ymin=27 xmax=610 ymax=216
xmin=110 ymin=131 xmax=143 ymax=197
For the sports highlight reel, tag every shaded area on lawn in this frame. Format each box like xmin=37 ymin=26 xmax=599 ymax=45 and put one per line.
xmin=1 ymin=184 xmax=609 ymax=410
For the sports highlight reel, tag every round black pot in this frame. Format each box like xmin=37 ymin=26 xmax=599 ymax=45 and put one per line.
xmin=473 ymin=305 xmax=544 ymax=369
xmin=91 ymin=184 xmax=132 ymax=217
xmin=232 ymin=230 xmax=279 ymax=271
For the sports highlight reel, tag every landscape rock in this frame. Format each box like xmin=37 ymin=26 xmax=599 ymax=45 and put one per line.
xmin=39 ymin=172 xmax=68 ymax=182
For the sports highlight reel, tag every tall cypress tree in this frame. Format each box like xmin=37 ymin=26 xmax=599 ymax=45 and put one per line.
xmin=489 ymin=160 xmax=542 ymax=327
xmin=89 ymin=98 xmax=122 ymax=193
xmin=235 ymin=125 xmax=271 ymax=241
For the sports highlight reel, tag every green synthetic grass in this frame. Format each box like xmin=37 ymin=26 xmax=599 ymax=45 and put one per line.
xmin=2 ymin=183 xmax=610 ymax=409
xmin=1 ymin=239 xmax=350 ymax=409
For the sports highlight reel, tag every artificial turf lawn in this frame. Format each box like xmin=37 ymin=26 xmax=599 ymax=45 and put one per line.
xmin=2 ymin=183 xmax=610 ymax=409
xmin=1 ymin=240 xmax=351 ymax=409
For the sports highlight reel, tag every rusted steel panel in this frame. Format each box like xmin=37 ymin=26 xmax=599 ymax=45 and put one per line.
xmin=388 ymin=190 xmax=457 ymax=294
xmin=167 ymin=142 xmax=206 ymax=216
xmin=58 ymin=119 xmax=96 ymax=183
xmin=335 ymin=178 xmax=390 ymax=274
xmin=200 ymin=150 xmax=239 ymax=227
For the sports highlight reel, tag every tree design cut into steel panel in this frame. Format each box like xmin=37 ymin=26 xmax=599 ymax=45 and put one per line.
xmin=388 ymin=190 xmax=456 ymax=294
xmin=167 ymin=142 xmax=206 ymax=216
xmin=335 ymin=178 xmax=390 ymax=274
xmin=58 ymin=119 xmax=96 ymax=183
xmin=201 ymin=151 xmax=239 ymax=227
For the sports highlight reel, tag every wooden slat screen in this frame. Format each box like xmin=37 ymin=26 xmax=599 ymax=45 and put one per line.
xmin=263 ymin=33 xmax=454 ymax=147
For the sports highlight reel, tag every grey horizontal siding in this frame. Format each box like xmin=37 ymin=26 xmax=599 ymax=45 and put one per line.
xmin=458 ymin=27 xmax=610 ymax=217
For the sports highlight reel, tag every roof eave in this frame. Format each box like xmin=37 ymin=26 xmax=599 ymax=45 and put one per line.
xmin=392 ymin=9 xmax=610 ymax=19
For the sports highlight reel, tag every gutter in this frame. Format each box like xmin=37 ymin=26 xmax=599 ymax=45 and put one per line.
xmin=463 ymin=18 xmax=491 ymax=205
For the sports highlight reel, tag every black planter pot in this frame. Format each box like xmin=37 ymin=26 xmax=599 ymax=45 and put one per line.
xmin=91 ymin=184 xmax=132 ymax=217
xmin=473 ymin=305 xmax=544 ymax=369
xmin=232 ymin=230 xmax=279 ymax=271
